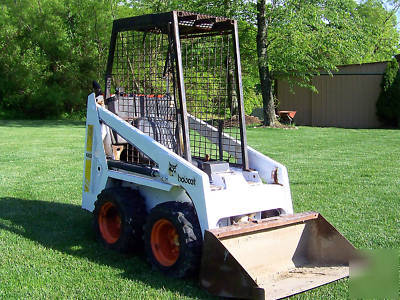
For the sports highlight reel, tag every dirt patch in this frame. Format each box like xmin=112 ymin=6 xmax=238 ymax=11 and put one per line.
xmin=222 ymin=115 xmax=298 ymax=129
xmin=258 ymin=123 xmax=298 ymax=129
xmin=224 ymin=115 xmax=262 ymax=127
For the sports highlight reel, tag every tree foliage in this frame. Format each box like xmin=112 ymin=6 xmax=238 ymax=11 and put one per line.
xmin=357 ymin=0 xmax=400 ymax=62
xmin=0 ymin=0 xmax=129 ymax=118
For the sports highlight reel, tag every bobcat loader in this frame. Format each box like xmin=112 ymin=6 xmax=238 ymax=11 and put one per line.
xmin=82 ymin=11 xmax=358 ymax=299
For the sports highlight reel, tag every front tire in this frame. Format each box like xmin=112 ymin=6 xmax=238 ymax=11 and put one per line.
xmin=93 ymin=188 xmax=146 ymax=253
xmin=144 ymin=202 xmax=202 ymax=278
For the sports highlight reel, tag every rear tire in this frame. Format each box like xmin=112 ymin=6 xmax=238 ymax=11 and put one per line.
xmin=93 ymin=188 xmax=146 ymax=254
xmin=144 ymin=202 xmax=202 ymax=278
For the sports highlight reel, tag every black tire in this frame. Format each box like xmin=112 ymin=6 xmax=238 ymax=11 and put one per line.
xmin=143 ymin=201 xmax=202 ymax=278
xmin=93 ymin=188 xmax=146 ymax=254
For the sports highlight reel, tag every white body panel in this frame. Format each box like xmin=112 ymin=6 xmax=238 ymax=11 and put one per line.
xmin=82 ymin=93 xmax=293 ymax=235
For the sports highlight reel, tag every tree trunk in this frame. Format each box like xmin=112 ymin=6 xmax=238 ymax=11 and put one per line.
xmin=257 ymin=0 xmax=277 ymax=126
xmin=225 ymin=0 xmax=236 ymax=116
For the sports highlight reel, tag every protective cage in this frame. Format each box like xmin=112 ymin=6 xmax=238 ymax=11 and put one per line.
xmin=104 ymin=11 xmax=249 ymax=169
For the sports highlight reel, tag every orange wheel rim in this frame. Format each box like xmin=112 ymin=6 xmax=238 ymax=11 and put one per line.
xmin=150 ymin=219 xmax=180 ymax=267
xmin=98 ymin=202 xmax=121 ymax=244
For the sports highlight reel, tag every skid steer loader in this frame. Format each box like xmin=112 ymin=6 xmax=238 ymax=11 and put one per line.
xmin=82 ymin=11 xmax=358 ymax=299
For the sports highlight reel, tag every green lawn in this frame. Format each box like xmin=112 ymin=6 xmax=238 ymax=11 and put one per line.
xmin=0 ymin=120 xmax=399 ymax=299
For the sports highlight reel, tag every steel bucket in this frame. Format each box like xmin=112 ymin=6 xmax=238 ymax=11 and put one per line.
xmin=200 ymin=212 xmax=358 ymax=299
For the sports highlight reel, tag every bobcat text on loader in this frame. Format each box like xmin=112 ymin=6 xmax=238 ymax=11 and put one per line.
xmin=82 ymin=11 xmax=358 ymax=299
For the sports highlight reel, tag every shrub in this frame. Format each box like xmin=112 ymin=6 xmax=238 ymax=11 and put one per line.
xmin=376 ymin=58 xmax=400 ymax=127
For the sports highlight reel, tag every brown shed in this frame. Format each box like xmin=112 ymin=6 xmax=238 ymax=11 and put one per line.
xmin=276 ymin=61 xmax=389 ymax=128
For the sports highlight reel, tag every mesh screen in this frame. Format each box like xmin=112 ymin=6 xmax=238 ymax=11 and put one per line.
xmin=109 ymin=27 xmax=242 ymax=166
xmin=181 ymin=33 xmax=241 ymax=164
xmin=111 ymin=29 xmax=181 ymax=166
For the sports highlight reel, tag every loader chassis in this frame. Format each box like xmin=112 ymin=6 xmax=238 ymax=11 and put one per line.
xmin=82 ymin=11 xmax=358 ymax=300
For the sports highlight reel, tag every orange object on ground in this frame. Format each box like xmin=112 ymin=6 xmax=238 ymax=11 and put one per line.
xmin=278 ymin=110 xmax=297 ymax=124
xmin=278 ymin=110 xmax=296 ymax=119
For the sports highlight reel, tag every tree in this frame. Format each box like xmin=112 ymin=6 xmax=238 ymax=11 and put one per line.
xmin=356 ymin=0 xmax=400 ymax=62
xmin=1 ymin=0 xmax=398 ymax=120
xmin=254 ymin=0 xmax=376 ymax=126
xmin=143 ymin=0 xmax=400 ymax=126
xmin=0 ymin=0 xmax=132 ymax=118
xmin=257 ymin=0 xmax=276 ymax=125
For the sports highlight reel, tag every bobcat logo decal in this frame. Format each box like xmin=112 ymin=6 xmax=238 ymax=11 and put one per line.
xmin=168 ymin=162 xmax=177 ymax=176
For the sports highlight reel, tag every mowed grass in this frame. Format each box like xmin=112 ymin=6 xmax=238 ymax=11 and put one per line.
xmin=0 ymin=120 xmax=399 ymax=299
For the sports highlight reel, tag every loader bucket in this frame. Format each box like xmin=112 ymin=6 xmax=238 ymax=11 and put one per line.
xmin=200 ymin=212 xmax=358 ymax=299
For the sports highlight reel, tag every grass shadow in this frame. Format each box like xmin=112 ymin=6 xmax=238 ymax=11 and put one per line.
xmin=0 ymin=197 xmax=214 ymax=299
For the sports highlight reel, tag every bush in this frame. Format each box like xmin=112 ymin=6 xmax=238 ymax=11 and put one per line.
xmin=243 ymin=76 xmax=262 ymax=115
xmin=0 ymin=0 xmax=111 ymax=120
xmin=376 ymin=58 xmax=400 ymax=127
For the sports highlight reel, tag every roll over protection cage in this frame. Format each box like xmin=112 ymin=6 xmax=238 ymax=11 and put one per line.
xmin=104 ymin=11 xmax=249 ymax=170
